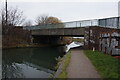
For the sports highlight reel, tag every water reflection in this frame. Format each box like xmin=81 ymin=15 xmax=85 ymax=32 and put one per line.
xmin=2 ymin=42 xmax=83 ymax=78
xmin=2 ymin=47 xmax=64 ymax=78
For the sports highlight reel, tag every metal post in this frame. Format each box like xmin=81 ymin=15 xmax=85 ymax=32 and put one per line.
xmin=105 ymin=19 xmax=107 ymax=27
xmin=98 ymin=19 xmax=100 ymax=26
xmin=80 ymin=22 xmax=81 ymax=27
xmin=117 ymin=17 xmax=119 ymax=29
xmin=5 ymin=0 xmax=7 ymax=26
xmin=91 ymin=20 xmax=92 ymax=26
xmin=76 ymin=21 xmax=77 ymax=27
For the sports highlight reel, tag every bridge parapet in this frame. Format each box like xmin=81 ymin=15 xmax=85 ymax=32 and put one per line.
xmin=23 ymin=17 xmax=120 ymax=30
xmin=31 ymin=27 xmax=85 ymax=37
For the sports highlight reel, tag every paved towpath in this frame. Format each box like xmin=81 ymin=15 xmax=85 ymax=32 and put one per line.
xmin=67 ymin=48 xmax=100 ymax=78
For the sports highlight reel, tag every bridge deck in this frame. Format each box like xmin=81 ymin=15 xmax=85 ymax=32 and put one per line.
xmin=31 ymin=27 xmax=85 ymax=37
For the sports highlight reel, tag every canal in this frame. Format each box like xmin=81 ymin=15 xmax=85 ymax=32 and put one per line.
xmin=2 ymin=42 xmax=82 ymax=78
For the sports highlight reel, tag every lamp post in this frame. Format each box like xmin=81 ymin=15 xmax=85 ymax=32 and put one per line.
xmin=5 ymin=0 xmax=7 ymax=26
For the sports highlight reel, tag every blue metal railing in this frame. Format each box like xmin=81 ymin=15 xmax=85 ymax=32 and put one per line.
xmin=23 ymin=17 xmax=120 ymax=30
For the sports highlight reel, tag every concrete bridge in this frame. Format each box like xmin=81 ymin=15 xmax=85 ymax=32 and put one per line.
xmin=23 ymin=17 xmax=120 ymax=56
xmin=24 ymin=17 xmax=120 ymax=37
xmin=31 ymin=27 xmax=85 ymax=37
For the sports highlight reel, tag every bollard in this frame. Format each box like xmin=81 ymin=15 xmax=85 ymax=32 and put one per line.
xmin=93 ymin=47 xmax=95 ymax=51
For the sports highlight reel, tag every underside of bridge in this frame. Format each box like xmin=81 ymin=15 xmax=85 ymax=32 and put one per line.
xmin=32 ymin=35 xmax=63 ymax=45
xmin=31 ymin=27 xmax=85 ymax=45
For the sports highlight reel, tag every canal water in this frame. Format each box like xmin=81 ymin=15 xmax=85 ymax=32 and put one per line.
xmin=2 ymin=42 xmax=83 ymax=78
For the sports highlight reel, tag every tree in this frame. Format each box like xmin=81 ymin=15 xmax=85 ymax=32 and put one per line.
xmin=1 ymin=7 xmax=25 ymax=26
xmin=35 ymin=15 xmax=64 ymax=28
xmin=23 ymin=20 xmax=33 ymax=26
xmin=35 ymin=15 xmax=49 ymax=25
xmin=35 ymin=15 xmax=62 ymax=25
xmin=1 ymin=7 xmax=25 ymax=35
xmin=47 ymin=16 xmax=62 ymax=24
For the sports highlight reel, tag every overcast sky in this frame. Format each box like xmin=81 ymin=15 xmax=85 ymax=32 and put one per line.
xmin=1 ymin=0 xmax=120 ymax=24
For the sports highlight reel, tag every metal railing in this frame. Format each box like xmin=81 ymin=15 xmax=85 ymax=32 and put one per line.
xmin=98 ymin=17 xmax=120 ymax=29
xmin=23 ymin=17 xmax=120 ymax=30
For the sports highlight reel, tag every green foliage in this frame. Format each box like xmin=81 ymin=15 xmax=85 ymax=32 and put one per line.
xmin=84 ymin=50 xmax=119 ymax=78
xmin=62 ymin=52 xmax=71 ymax=72
xmin=49 ymin=74 xmax=54 ymax=78
xmin=58 ymin=72 xmax=67 ymax=78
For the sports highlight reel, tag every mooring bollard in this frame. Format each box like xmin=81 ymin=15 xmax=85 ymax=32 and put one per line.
xmin=93 ymin=47 xmax=95 ymax=51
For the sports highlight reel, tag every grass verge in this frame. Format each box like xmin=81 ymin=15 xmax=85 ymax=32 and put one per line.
xmin=55 ymin=51 xmax=71 ymax=78
xmin=84 ymin=50 xmax=120 ymax=78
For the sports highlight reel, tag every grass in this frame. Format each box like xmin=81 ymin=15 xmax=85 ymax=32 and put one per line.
xmin=55 ymin=51 xmax=71 ymax=78
xmin=84 ymin=50 xmax=120 ymax=79
xmin=58 ymin=71 xmax=67 ymax=78
xmin=72 ymin=38 xmax=84 ymax=43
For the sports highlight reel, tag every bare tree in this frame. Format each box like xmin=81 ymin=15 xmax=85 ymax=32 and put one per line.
xmin=35 ymin=15 xmax=49 ymax=25
xmin=23 ymin=20 xmax=33 ymax=26
xmin=2 ymin=7 xmax=25 ymax=26
xmin=1 ymin=7 xmax=25 ymax=35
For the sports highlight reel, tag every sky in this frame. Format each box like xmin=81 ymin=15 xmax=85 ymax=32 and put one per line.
xmin=0 ymin=0 xmax=120 ymax=24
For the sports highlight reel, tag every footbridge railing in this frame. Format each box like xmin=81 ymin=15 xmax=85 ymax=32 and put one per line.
xmin=23 ymin=17 xmax=120 ymax=30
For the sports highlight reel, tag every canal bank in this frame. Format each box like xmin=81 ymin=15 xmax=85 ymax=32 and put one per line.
xmin=2 ymin=46 xmax=65 ymax=78
xmin=53 ymin=50 xmax=71 ymax=78
xmin=2 ymin=42 xmax=66 ymax=49
xmin=54 ymin=47 xmax=119 ymax=78
xmin=53 ymin=43 xmax=84 ymax=78
xmin=2 ymin=42 xmax=83 ymax=78
xmin=53 ymin=47 xmax=101 ymax=78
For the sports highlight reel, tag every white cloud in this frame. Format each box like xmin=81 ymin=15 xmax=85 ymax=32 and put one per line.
xmin=0 ymin=1 xmax=119 ymax=23
xmin=1 ymin=0 xmax=120 ymax=2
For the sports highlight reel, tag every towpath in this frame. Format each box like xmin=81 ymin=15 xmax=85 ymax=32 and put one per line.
xmin=67 ymin=48 xmax=100 ymax=78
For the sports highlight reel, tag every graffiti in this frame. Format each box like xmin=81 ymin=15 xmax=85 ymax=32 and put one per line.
xmin=84 ymin=26 xmax=120 ymax=56
xmin=99 ymin=32 xmax=120 ymax=55
xmin=84 ymin=30 xmax=89 ymax=46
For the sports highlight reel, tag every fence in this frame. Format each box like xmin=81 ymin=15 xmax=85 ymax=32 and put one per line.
xmin=98 ymin=17 xmax=120 ymax=28
xmin=23 ymin=17 xmax=120 ymax=30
